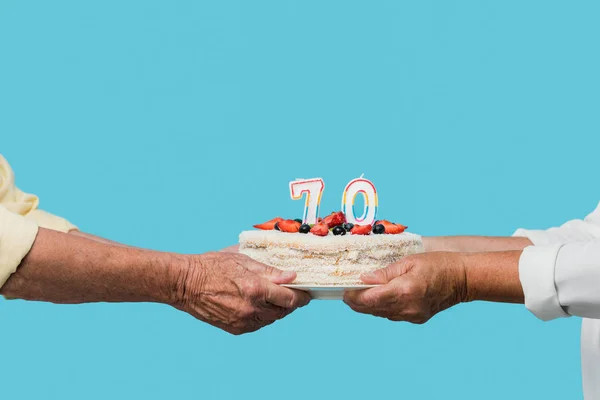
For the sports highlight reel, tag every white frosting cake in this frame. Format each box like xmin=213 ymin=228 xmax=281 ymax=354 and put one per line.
xmin=239 ymin=230 xmax=424 ymax=285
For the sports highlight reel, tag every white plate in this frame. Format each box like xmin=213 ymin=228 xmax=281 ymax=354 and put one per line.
xmin=282 ymin=284 xmax=378 ymax=300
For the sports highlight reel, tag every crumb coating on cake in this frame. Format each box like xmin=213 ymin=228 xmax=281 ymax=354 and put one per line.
xmin=238 ymin=230 xmax=424 ymax=285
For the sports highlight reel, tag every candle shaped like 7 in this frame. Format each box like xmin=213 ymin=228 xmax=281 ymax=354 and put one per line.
xmin=341 ymin=177 xmax=378 ymax=225
xmin=289 ymin=178 xmax=325 ymax=225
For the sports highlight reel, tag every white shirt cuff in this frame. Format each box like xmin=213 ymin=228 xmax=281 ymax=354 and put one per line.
xmin=518 ymin=245 xmax=570 ymax=321
xmin=0 ymin=207 xmax=39 ymax=288
xmin=513 ymin=228 xmax=556 ymax=246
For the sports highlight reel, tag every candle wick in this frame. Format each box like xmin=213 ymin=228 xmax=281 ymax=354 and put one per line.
xmin=359 ymin=173 xmax=364 ymax=179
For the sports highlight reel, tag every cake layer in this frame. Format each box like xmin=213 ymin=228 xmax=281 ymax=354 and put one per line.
xmin=239 ymin=230 xmax=423 ymax=285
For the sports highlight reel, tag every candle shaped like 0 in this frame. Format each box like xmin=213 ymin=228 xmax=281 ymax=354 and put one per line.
xmin=341 ymin=177 xmax=378 ymax=225
xmin=289 ymin=178 xmax=325 ymax=225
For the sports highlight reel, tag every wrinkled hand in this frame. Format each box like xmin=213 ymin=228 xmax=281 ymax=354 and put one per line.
xmin=344 ymin=252 xmax=467 ymax=324
xmin=172 ymin=252 xmax=310 ymax=335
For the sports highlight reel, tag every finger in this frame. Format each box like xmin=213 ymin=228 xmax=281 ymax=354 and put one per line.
xmin=343 ymin=291 xmax=374 ymax=314
xmin=343 ymin=285 xmax=390 ymax=308
xmin=343 ymin=288 xmax=368 ymax=305
xmin=255 ymin=303 xmax=293 ymax=322
xmin=243 ymin=259 xmax=297 ymax=284
xmin=360 ymin=261 xmax=408 ymax=284
xmin=263 ymin=281 xmax=311 ymax=309
xmin=220 ymin=244 xmax=240 ymax=253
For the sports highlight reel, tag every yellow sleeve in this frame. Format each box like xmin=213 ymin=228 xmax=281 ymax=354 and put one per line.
xmin=0 ymin=154 xmax=78 ymax=233
xmin=0 ymin=205 xmax=39 ymax=288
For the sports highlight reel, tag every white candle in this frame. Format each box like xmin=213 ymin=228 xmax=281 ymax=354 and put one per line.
xmin=341 ymin=175 xmax=378 ymax=225
xmin=289 ymin=178 xmax=325 ymax=225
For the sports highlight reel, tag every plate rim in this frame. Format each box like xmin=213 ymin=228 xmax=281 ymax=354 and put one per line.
xmin=281 ymin=284 xmax=379 ymax=289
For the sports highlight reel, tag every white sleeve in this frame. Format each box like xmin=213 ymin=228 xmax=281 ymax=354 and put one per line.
xmin=513 ymin=202 xmax=600 ymax=321
xmin=513 ymin=202 xmax=600 ymax=246
xmin=518 ymin=241 xmax=600 ymax=320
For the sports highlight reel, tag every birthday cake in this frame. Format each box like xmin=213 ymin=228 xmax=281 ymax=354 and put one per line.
xmin=239 ymin=213 xmax=423 ymax=285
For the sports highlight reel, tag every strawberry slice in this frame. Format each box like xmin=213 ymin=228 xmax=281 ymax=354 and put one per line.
xmin=384 ymin=224 xmax=405 ymax=234
xmin=278 ymin=219 xmax=301 ymax=233
xmin=310 ymin=223 xmax=329 ymax=236
xmin=350 ymin=224 xmax=372 ymax=235
xmin=379 ymin=220 xmax=407 ymax=234
xmin=321 ymin=211 xmax=346 ymax=228
xmin=253 ymin=217 xmax=283 ymax=230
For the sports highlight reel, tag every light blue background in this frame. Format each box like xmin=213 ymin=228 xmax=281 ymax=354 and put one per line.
xmin=1 ymin=1 xmax=598 ymax=398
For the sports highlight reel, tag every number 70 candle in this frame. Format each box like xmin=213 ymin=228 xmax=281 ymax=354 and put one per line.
xmin=289 ymin=175 xmax=378 ymax=226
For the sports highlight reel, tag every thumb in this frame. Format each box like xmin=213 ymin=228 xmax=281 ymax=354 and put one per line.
xmin=360 ymin=261 xmax=408 ymax=284
xmin=244 ymin=260 xmax=297 ymax=284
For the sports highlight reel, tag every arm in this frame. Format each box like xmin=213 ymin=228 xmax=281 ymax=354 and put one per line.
xmin=1 ymin=227 xmax=310 ymax=334
xmin=345 ymin=202 xmax=600 ymax=322
xmin=423 ymin=236 xmax=532 ymax=252
xmin=462 ymin=250 xmax=524 ymax=303
xmin=344 ymin=251 xmax=524 ymax=323
xmin=1 ymin=227 xmax=175 ymax=304
xmin=0 ymin=155 xmax=311 ymax=333
xmin=68 ymin=229 xmax=134 ymax=248
xmin=345 ymin=240 xmax=600 ymax=323
xmin=422 ymin=201 xmax=600 ymax=252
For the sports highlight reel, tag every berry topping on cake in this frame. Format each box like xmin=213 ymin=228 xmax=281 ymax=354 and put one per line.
xmin=299 ymin=223 xmax=311 ymax=234
xmin=350 ymin=224 xmax=372 ymax=235
xmin=332 ymin=226 xmax=346 ymax=236
xmin=254 ymin=217 xmax=284 ymax=230
xmin=278 ymin=219 xmax=302 ymax=233
xmin=378 ymin=220 xmax=407 ymax=234
xmin=372 ymin=224 xmax=385 ymax=234
xmin=253 ymin=215 xmax=406 ymax=236
xmin=322 ymin=211 xmax=346 ymax=228
xmin=310 ymin=223 xmax=329 ymax=237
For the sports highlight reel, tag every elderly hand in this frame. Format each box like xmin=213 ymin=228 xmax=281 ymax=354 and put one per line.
xmin=171 ymin=252 xmax=310 ymax=335
xmin=343 ymin=252 xmax=467 ymax=324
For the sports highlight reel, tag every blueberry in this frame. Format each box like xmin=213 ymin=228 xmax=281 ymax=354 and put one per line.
xmin=332 ymin=226 xmax=346 ymax=236
xmin=373 ymin=224 xmax=385 ymax=234
xmin=294 ymin=218 xmax=303 ymax=224
xmin=299 ymin=224 xmax=311 ymax=234
xmin=274 ymin=222 xmax=280 ymax=231
xmin=343 ymin=223 xmax=354 ymax=231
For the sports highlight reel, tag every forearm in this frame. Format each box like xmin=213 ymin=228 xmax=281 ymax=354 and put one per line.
xmin=461 ymin=250 xmax=524 ymax=304
xmin=423 ymin=236 xmax=532 ymax=252
xmin=1 ymin=228 xmax=180 ymax=305
xmin=69 ymin=230 xmax=133 ymax=248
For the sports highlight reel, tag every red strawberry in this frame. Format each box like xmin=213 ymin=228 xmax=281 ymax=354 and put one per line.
xmin=254 ymin=217 xmax=283 ymax=230
xmin=321 ymin=211 xmax=346 ymax=228
xmin=385 ymin=225 xmax=405 ymax=234
xmin=278 ymin=219 xmax=302 ymax=233
xmin=379 ymin=220 xmax=407 ymax=234
xmin=310 ymin=223 xmax=329 ymax=237
xmin=350 ymin=224 xmax=372 ymax=235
